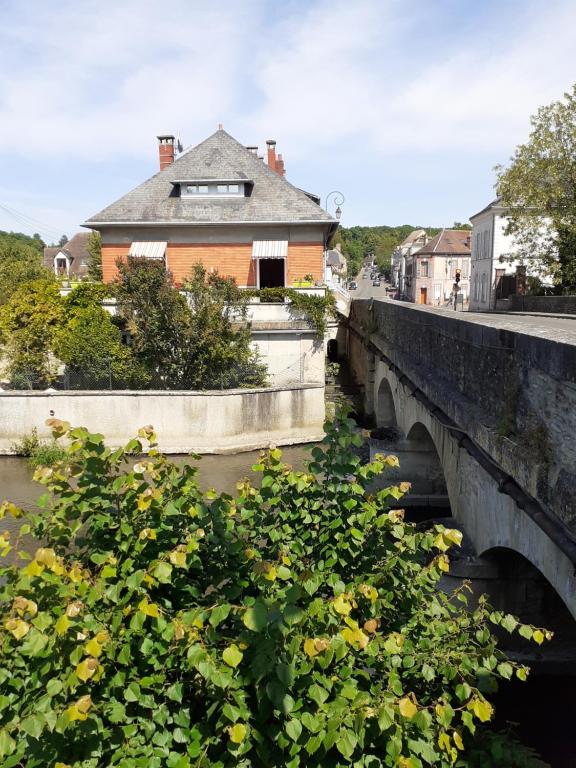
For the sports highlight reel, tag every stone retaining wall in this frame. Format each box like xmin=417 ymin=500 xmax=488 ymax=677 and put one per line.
xmin=0 ymin=385 xmax=325 ymax=454
xmin=510 ymin=295 xmax=576 ymax=313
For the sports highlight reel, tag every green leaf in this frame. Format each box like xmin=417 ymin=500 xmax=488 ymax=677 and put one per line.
xmin=336 ymin=729 xmax=358 ymax=759
xmin=153 ymin=561 xmax=173 ymax=583
xmin=286 ymin=719 xmax=302 ymax=742
xmin=242 ymin=600 xmax=268 ymax=632
xmin=519 ymin=624 xmax=533 ymax=640
xmin=308 ymin=683 xmax=329 ymax=706
xmin=21 ymin=714 xmax=44 ymax=740
xmin=209 ymin=603 xmax=231 ymax=628
xmin=222 ymin=644 xmax=243 ymax=669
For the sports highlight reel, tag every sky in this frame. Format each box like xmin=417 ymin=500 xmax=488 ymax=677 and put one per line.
xmin=0 ymin=0 xmax=575 ymax=242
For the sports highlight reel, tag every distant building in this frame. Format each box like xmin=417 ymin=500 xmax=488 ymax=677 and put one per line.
xmin=405 ymin=229 xmax=471 ymax=305
xmin=44 ymin=233 xmax=91 ymax=280
xmin=325 ymin=244 xmax=347 ymax=285
xmin=83 ymin=129 xmax=337 ymax=289
xmin=391 ymin=229 xmax=429 ymax=297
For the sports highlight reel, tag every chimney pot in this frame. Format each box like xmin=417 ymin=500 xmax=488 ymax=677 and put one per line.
xmin=157 ymin=135 xmax=175 ymax=171
xmin=246 ymin=145 xmax=259 ymax=155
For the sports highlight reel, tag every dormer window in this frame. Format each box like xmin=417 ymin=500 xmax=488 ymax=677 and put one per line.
xmin=177 ymin=180 xmax=247 ymax=198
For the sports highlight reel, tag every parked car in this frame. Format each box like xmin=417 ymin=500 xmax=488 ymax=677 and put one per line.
xmin=372 ymin=279 xmax=381 ymax=287
xmin=349 ymin=281 xmax=357 ymax=290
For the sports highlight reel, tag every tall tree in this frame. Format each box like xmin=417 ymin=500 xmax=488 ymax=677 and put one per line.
xmin=0 ymin=235 xmax=53 ymax=305
xmin=115 ymin=258 xmax=267 ymax=389
xmin=86 ymin=231 xmax=102 ymax=282
xmin=495 ymin=84 xmax=576 ymax=291
xmin=58 ymin=234 xmax=69 ymax=247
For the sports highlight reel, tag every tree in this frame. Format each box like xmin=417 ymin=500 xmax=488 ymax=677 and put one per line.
xmin=53 ymin=284 xmax=147 ymax=389
xmin=0 ymin=279 xmax=63 ymax=388
xmin=495 ymin=84 xmax=576 ymax=292
xmin=58 ymin=234 xmax=69 ymax=247
xmin=0 ymin=235 xmax=53 ymax=305
xmin=115 ymin=258 xmax=267 ymax=389
xmin=86 ymin=231 xmax=102 ymax=282
xmin=0 ymin=414 xmax=549 ymax=766
xmin=452 ymin=222 xmax=472 ymax=231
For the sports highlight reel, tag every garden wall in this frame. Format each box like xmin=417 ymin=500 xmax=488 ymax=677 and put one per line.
xmin=0 ymin=384 xmax=325 ymax=454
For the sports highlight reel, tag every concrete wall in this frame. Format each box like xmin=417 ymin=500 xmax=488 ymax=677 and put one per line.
xmin=0 ymin=385 xmax=325 ymax=455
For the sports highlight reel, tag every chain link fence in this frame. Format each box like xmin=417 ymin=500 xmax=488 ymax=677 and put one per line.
xmin=3 ymin=356 xmax=318 ymax=391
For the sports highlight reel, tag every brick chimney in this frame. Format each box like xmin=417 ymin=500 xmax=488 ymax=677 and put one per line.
xmin=276 ymin=153 xmax=286 ymax=176
xmin=157 ymin=135 xmax=175 ymax=171
xmin=266 ymin=139 xmax=277 ymax=171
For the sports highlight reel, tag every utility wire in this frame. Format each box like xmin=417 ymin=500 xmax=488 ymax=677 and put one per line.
xmin=0 ymin=203 xmax=66 ymax=243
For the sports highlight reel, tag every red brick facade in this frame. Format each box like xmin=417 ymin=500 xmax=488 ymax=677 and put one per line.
xmin=101 ymin=242 xmax=324 ymax=287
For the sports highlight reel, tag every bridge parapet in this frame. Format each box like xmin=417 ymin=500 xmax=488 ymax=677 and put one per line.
xmin=348 ymin=299 xmax=576 ymax=531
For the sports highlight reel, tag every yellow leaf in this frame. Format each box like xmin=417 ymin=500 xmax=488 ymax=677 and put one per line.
xmin=469 ymin=697 xmax=493 ymax=723
xmin=55 ymin=614 xmax=71 ymax=635
xmin=76 ymin=657 xmax=99 ymax=682
xmin=358 ymin=584 xmax=378 ymax=602
xmin=23 ymin=560 xmax=44 ymax=577
xmin=138 ymin=527 xmax=156 ymax=539
xmin=65 ymin=601 xmax=83 ymax=618
xmin=443 ymin=529 xmax=463 ymax=547
xmin=50 ymin=560 xmax=65 ymax=576
xmin=438 ymin=731 xmax=451 ymax=752
xmin=453 ymin=731 xmax=464 ymax=750
xmin=533 ymin=629 xmax=544 ymax=645
xmin=398 ymin=482 xmax=411 ymax=493
xmin=13 ymin=597 xmax=37 ymax=617
xmin=314 ymin=638 xmax=329 ymax=652
xmin=384 ymin=454 xmax=400 ymax=467
xmin=341 ymin=626 xmax=369 ymax=649
xmin=263 ymin=564 xmax=277 ymax=582
xmin=76 ymin=694 xmax=93 ymax=714
xmin=68 ymin=563 xmax=84 ymax=582
xmin=333 ymin=593 xmax=352 ymax=616
xmin=399 ymin=696 xmax=417 ymax=719
xmin=5 ymin=618 xmax=30 ymax=639
xmin=229 ymin=723 xmax=247 ymax=744
xmin=437 ymin=555 xmax=450 ymax=573
xmin=364 ymin=619 xmax=379 ymax=634
xmin=55 ymin=763 xmax=72 ymax=768
xmin=433 ymin=533 xmax=449 ymax=552
xmin=169 ymin=548 xmax=187 ymax=567
xmin=138 ymin=598 xmax=160 ymax=618
xmin=281 ymin=555 xmax=291 ymax=566
xmin=84 ymin=637 xmax=103 ymax=657
xmin=35 ymin=547 xmax=57 ymax=567
xmin=304 ymin=638 xmax=319 ymax=657
xmin=173 ymin=621 xmax=185 ymax=641
xmin=66 ymin=703 xmax=88 ymax=722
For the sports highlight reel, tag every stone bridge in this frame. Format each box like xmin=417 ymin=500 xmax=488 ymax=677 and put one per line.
xmin=343 ymin=299 xmax=576 ymax=621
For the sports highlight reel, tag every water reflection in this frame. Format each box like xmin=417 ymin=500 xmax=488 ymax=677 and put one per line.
xmin=0 ymin=445 xmax=315 ymax=560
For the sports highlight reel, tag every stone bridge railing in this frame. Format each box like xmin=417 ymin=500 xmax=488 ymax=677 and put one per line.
xmin=347 ymin=299 xmax=576 ymax=533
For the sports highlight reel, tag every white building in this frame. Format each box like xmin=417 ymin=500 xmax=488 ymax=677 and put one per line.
xmin=391 ymin=229 xmax=429 ymax=297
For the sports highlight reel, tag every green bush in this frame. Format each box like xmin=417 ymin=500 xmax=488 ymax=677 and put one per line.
xmin=0 ymin=414 xmax=549 ymax=767
xmin=11 ymin=428 xmax=67 ymax=468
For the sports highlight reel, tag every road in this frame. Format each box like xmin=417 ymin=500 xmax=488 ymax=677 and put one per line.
xmin=347 ymin=272 xmax=576 ymax=346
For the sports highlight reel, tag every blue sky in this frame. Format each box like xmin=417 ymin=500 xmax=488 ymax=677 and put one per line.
xmin=0 ymin=0 xmax=575 ymax=242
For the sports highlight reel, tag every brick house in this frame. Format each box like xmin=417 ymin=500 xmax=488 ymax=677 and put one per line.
xmin=405 ymin=229 xmax=471 ymax=305
xmin=83 ymin=128 xmax=337 ymax=288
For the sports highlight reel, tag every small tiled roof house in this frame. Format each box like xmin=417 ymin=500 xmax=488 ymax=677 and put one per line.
xmin=83 ymin=128 xmax=338 ymax=288
xmin=44 ymin=232 xmax=91 ymax=279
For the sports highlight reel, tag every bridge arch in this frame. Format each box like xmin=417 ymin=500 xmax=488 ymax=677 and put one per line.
xmin=375 ymin=377 xmax=398 ymax=429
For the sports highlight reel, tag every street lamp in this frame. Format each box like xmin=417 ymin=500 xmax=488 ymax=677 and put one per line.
xmin=325 ymin=190 xmax=345 ymax=219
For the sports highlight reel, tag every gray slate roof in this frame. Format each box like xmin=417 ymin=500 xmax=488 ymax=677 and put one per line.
xmin=85 ymin=129 xmax=335 ymax=227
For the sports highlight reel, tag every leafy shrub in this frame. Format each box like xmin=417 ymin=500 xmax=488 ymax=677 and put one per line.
xmin=11 ymin=428 xmax=67 ymax=468
xmin=0 ymin=414 xmax=549 ymax=767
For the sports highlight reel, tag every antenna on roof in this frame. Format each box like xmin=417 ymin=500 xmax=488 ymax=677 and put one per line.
xmin=176 ymin=139 xmax=183 ymax=154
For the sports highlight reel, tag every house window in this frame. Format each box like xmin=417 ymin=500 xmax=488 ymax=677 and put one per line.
xmin=420 ymin=260 xmax=429 ymax=277
xmin=462 ymin=261 xmax=469 ymax=279
xmin=181 ymin=182 xmax=244 ymax=197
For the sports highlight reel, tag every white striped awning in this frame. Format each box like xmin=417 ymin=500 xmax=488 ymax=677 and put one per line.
xmin=251 ymin=240 xmax=288 ymax=260
xmin=129 ymin=241 xmax=167 ymax=259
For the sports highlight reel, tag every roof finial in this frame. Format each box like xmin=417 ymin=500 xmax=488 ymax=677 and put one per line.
xmin=218 ymin=123 xmax=223 ymax=130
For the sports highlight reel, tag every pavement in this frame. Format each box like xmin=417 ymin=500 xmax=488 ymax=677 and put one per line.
xmin=348 ymin=272 xmax=576 ymax=346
